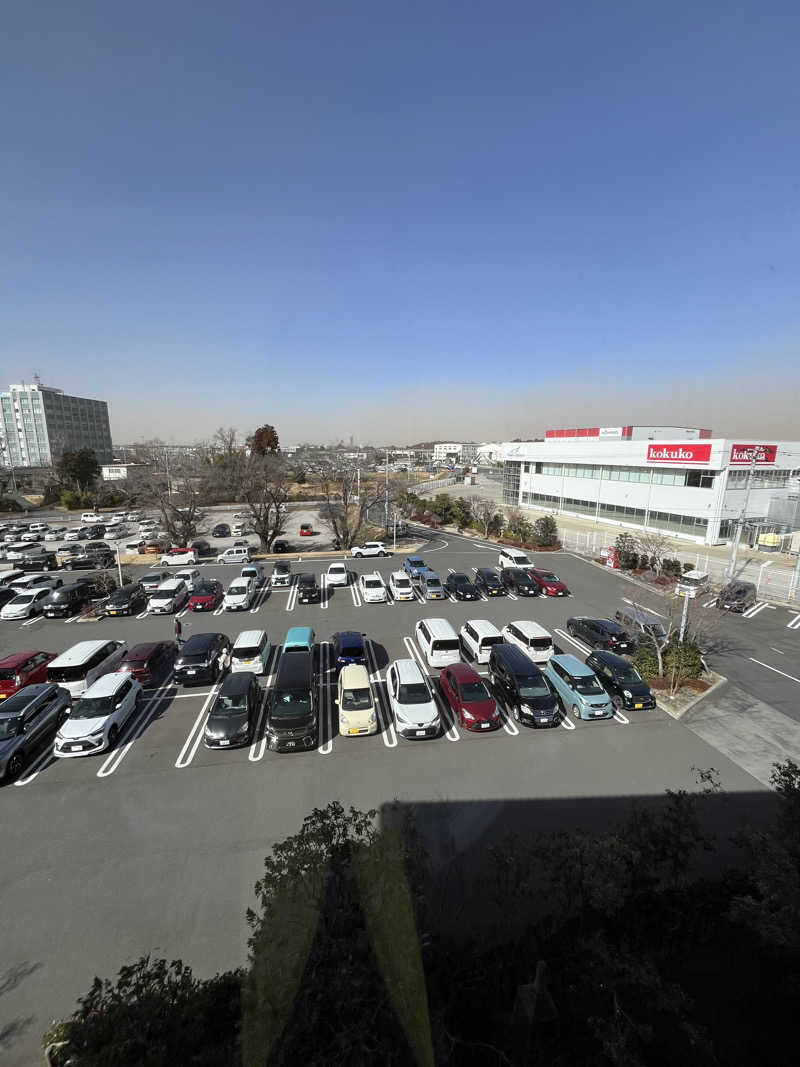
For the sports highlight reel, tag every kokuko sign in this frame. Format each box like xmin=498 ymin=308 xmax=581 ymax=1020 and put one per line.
xmin=646 ymin=443 xmax=712 ymax=465
xmin=729 ymin=444 xmax=778 ymax=465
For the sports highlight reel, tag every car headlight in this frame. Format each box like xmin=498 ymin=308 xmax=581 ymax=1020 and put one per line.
xmin=462 ymin=708 xmax=475 ymax=720
xmin=339 ymin=712 xmax=350 ymax=726
xmin=368 ymin=711 xmax=377 ymax=724
xmin=623 ymin=690 xmax=632 ymax=699
xmin=89 ymin=726 xmax=106 ymax=737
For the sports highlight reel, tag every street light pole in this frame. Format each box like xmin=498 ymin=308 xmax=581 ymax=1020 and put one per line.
xmin=385 ymin=448 xmax=389 ymax=532
xmin=115 ymin=541 xmax=123 ymax=588
xmin=725 ymin=451 xmax=758 ymax=580
xmin=678 ymin=590 xmax=690 ymax=643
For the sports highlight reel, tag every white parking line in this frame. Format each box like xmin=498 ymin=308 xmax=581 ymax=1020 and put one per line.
xmin=749 ymin=658 xmax=800 ymax=685
xmin=554 ymin=627 xmax=592 ymax=656
xmin=702 ymin=598 xmax=717 ymax=608
xmin=318 ymin=643 xmax=333 ymax=754
xmin=249 ymin=584 xmax=267 ymax=614
xmin=365 ymin=639 xmax=396 ymax=748
xmin=249 ymin=648 xmax=280 ymax=762
xmin=174 ymin=681 xmax=223 ymax=768
xmin=97 ymin=671 xmax=175 ymax=777
xmin=320 ymin=574 xmax=328 ymax=610
xmin=63 ymin=613 xmax=80 ymax=624
xmin=403 ymin=635 xmax=459 ymax=741
xmin=621 ymin=596 xmax=666 ymax=618
xmin=21 ymin=614 xmax=44 ymax=627
xmin=787 ymin=613 xmax=800 ymax=630
xmin=285 ymin=576 xmax=299 ymax=612
xmin=14 ymin=743 xmax=56 ymax=785
xmin=176 ymin=607 xmax=189 ymax=618
xmin=559 ymin=710 xmax=576 ymax=730
xmin=742 ymin=601 xmax=769 ymax=618
xmin=500 ymin=706 xmax=519 ymax=736
xmin=350 ymin=576 xmax=362 ymax=607
xmin=136 ymin=609 xmax=149 ymax=619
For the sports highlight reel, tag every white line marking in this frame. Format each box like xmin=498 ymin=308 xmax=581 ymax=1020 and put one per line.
xmin=621 ymin=596 xmax=666 ymax=618
xmin=349 ymin=575 xmax=362 ymax=607
xmin=749 ymin=658 xmax=800 ymax=685
xmin=365 ymin=640 xmax=396 ymax=748
xmin=136 ymin=610 xmax=149 ymax=619
xmin=554 ymin=627 xmax=592 ymax=656
xmin=613 ymin=709 xmax=630 ymax=725
xmin=14 ymin=744 xmax=55 ymax=785
xmin=559 ymin=706 xmax=576 ymax=730
xmin=318 ymin=643 xmax=333 ymax=754
xmin=500 ymin=705 xmax=519 ymax=736
xmin=285 ymin=576 xmax=299 ymax=612
xmin=770 ymin=647 xmax=785 ymax=654
xmin=425 ymin=538 xmax=449 ymax=553
xmin=213 ymin=603 xmax=225 ymax=615
xmin=249 ymin=584 xmax=267 ymax=613
xmin=174 ymin=681 xmax=223 ymax=768
xmin=320 ymin=574 xmax=328 ymax=610
xmin=176 ymin=608 xmax=188 ymax=618
xmin=97 ymin=672 xmax=175 ymax=777
xmin=249 ymin=648 xmax=280 ymax=761
xmin=403 ymin=635 xmax=459 ymax=741
xmin=702 ymin=598 xmax=717 ymax=608
xmin=787 ymin=614 xmax=800 ymax=630
xmin=743 ymin=601 xmax=769 ymax=618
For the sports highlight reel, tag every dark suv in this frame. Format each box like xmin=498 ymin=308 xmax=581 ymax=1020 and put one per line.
xmin=501 ymin=567 xmax=538 ymax=596
xmin=488 ymin=644 xmax=559 ymax=728
xmin=585 ymin=650 xmax=656 ymax=711
xmin=42 ymin=582 xmax=96 ymax=618
xmin=566 ymin=617 xmax=634 ymax=652
xmin=174 ymin=633 xmax=231 ymax=686
xmin=19 ymin=552 xmax=58 ymax=573
xmin=716 ymin=581 xmax=757 ymax=613
xmin=474 ymin=567 xmax=505 ymax=597
xmin=0 ymin=684 xmax=71 ymax=780
xmin=445 ymin=572 xmax=479 ymax=601
xmin=62 ymin=549 xmax=114 ymax=571
xmin=212 ymin=523 xmax=231 ymax=538
xmin=104 ymin=582 xmax=147 ymax=617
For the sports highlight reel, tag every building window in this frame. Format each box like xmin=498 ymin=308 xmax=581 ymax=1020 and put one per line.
xmin=503 ymin=462 xmax=521 ymax=506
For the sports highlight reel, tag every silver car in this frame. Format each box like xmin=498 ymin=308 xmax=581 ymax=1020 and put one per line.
xmin=0 ymin=684 xmax=71 ymax=780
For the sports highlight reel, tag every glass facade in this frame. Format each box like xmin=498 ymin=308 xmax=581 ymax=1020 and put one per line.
xmin=503 ymin=461 xmax=521 ymax=505
xmin=0 ymin=384 xmax=112 ymax=468
xmin=521 ymin=490 xmax=708 ymax=535
xmin=727 ymin=468 xmax=799 ymax=488
xmin=535 ymin=461 xmax=716 ymax=488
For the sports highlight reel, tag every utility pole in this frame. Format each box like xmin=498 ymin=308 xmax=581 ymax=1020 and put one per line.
xmin=790 ymin=548 xmax=800 ymax=602
xmin=725 ymin=450 xmax=758 ymax=580
xmin=115 ymin=541 xmax=124 ymax=589
xmin=385 ymin=448 xmax=389 ymax=532
xmin=165 ymin=449 xmax=172 ymax=500
xmin=678 ymin=590 xmax=690 ymax=643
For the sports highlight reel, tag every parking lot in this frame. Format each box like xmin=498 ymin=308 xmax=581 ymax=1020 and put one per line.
xmin=2 ymin=524 xmax=799 ymax=1063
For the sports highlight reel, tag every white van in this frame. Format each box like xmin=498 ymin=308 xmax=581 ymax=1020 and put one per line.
xmin=147 ymin=579 xmax=189 ymax=615
xmin=173 ymin=568 xmax=201 ymax=592
xmin=414 ymin=618 xmax=460 ymax=669
xmin=498 ymin=547 xmax=533 ymax=569
xmin=46 ymin=639 xmax=128 ymax=697
xmin=459 ymin=619 xmax=504 ymax=664
xmin=501 ymin=620 xmax=554 ymax=664
xmin=81 ymin=511 xmax=103 ymax=524
xmin=231 ymin=630 xmax=270 ymax=675
xmin=388 ymin=570 xmax=415 ymax=601
xmin=224 ymin=576 xmax=256 ymax=611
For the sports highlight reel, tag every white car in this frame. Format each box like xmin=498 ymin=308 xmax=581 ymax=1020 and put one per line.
xmin=147 ymin=579 xmax=189 ymax=615
xmin=1 ymin=587 xmax=52 ymax=620
xmin=385 ymin=658 xmax=441 ymax=740
xmin=224 ymin=577 xmax=256 ymax=611
xmin=271 ymin=562 xmax=291 ymax=588
xmin=110 ymin=513 xmax=127 ymax=524
xmin=65 ymin=527 xmax=89 ymax=541
xmin=0 ymin=570 xmax=25 ymax=588
xmin=125 ymin=511 xmax=143 ymax=522
xmin=337 ymin=664 xmax=378 ymax=736
xmin=139 ymin=518 xmax=158 ymax=531
xmin=173 ymin=568 xmax=201 ymax=591
xmin=241 ymin=562 xmax=265 ymax=586
xmin=217 ymin=547 xmax=250 ymax=565
xmin=351 ymin=541 xmax=389 ymax=558
xmin=9 ymin=574 xmax=62 ymax=592
xmin=160 ymin=550 xmax=198 ymax=566
xmin=4 ymin=542 xmax=36 ymax=560
xmin=326 ymin=562 xmax=349 ymax=587
xmin=28 ymin=523 xmax=50 ymax=534
xmin=81 ymin=511 xmax=103 ymax=524
xmin=498 ymin=547 xmax=533 ymax=569
xmin=358 ymin=572 xmax=387 ymax=603
xmin=53 ymin=672 xmax=143 ymax=757
xmin=20 ymin=529 xmax=44 ymax=542
xmin=104 ymin=523 xmax=128 ymax=539
xmin=388 ymin=570 xmax=415 ymax=601
xmin=231 ymin=522 xmax=247 ymax=536
xmin=44 ymin=527 xmax=67 ymax=541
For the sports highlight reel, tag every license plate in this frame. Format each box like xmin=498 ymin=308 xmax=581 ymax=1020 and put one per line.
xmin=285 ymin=741 xmax=296 ymax=748
xmin=634 ymin=703 xmax=643 ymax=709
xmin=110 ymin=610 xmax=118 ymax=615
xmin=219 ymin=739 xmax=230 ymax=746
xmin=480 ymin=722 xmax=490 ymax=729
xmin=593 ymin=710 xmax=605 ymax=716
xmin=348 ymin=728 xmax=360 ymax=735
xmin=415 ymin=729 xmax=426 ymax=736
xmin=538 ymin=718 xmax=549 ymax=724
xmin=187 ymin=669 xmax=196 ymax=675
xmin=243 ymin=660 xmax=252 ymax=665
xmin=68 ymin=743 xmax=83 ymax=752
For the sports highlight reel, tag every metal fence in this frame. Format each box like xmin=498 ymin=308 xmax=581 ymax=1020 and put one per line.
xmin=559 ymin=527 xmax=799 ymax=605
xmin=415 ymin=476 xmax=458 ymax=496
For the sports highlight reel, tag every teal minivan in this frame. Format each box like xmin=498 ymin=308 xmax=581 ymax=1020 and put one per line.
xmin=543 ymin=653 xmax=613 ymax=721
xmin=283 ymin=626 xmax=315 ymax=655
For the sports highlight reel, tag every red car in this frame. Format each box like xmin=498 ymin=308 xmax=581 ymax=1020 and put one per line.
xmin=0 ymin=650 xmax=57 ymax=700
xmin=526 ymin=567 xmax=570 ymax=597
xmin=118 ymin=641 xmax=177 ymax=684
xmin=439 ymin=662 xmax=501 ymax=732
xmin=187 ymin=579 xmax=224 ymax=612
xmin=299 ymin=524 xmax=313 ymax=536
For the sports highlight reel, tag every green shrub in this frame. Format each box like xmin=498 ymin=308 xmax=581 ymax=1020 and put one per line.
xmin=632 ymin=638 xmax=662 ymax=678
xmin=614 ymin=532 xmax=639 ymax=569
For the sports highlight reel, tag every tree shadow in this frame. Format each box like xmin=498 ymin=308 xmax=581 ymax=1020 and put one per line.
xmin=0 ymin=961 xmax=41 ymax=1053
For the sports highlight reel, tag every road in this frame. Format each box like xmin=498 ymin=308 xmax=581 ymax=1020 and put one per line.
xmin=1 ymin=529 xmax=798 ymax=1064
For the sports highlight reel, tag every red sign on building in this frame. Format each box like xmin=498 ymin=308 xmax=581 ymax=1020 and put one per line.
xmin=646 ymin=443 xmax=712 ymax=465
xmin=729 ymin=444 xmax=777 ymax=465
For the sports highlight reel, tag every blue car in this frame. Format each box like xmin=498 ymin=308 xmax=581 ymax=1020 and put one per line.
xmin=543 ymin=654 xmax=613 ymax=721
xmin=402 ymin=556 xmax=427 ymax=579
xmin=331 ymin=631 xmax=365 ymax=671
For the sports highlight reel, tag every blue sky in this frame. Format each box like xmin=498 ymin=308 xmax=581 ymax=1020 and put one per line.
xmin=2 ymin=1 xmax=798 ymax=444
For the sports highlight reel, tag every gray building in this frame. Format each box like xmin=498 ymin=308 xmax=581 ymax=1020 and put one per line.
xmin=0 ymin=381 xmax=113 ymax=468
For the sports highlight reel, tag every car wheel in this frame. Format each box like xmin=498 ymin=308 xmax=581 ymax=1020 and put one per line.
xmin=108 ymin=725 xmax=119 ymax=747
xmin=380 ymin=551 xmax=387 ymax=557
xmin=567 ymin=623 xmax=575 ymax=636
xmin=355 ymin=552 xmax=363 ymax=558
xmin=611 ymin=695 xmax=623 ymax=710
xmin=572 ymin=704 xmax=581 ymax=720
xmin=7 ymin=752 xmax=25 ymax=779
xmin=65 ymin=562 xmax=73 ymax=570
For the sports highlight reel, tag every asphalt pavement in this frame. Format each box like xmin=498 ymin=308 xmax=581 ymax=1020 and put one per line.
xmin=1 ymin=528 xmax=798 ymax=1065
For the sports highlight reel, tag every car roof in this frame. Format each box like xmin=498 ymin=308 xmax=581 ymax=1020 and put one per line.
xmin=361 ymin=570 xmax=382 ymax=580
xmin=49 ymin=640 xmax=116 ymax=667
xmin=0 ymin=650 xmax=45 ymax=669
xmin=0 ymin=683 xmax=58 ymax=712
xmin=587 ymin=649 xmax=630 ymax=670
xmin=82 ymin=671 xmax=130 ymax=697
xmin=334 ymin=630 xmax=363 ymax=645
xmin=462 ymin=618 xmax=500 ymax=637
xmin=450 ymin=572 xmax=471 ymax=580
xmin=233 ymin=630 xmax=266 ymax=648
xmin=218 ymin=670 xmax=254 ymax=695
xmin=298 ymin=572 xmax=315 ymax=581
xmin=390 ymin=569 xmax=410 ymax=579
xmin=406 ymin=555 xmax=424 ymax=562
xmin=155 ymin=578 xmax=184 ymax=590
xmin=125 ymin=642 xmax=165 ymax=660
xmin=182 ymin=633 xmax=221 ymax=652
xmin=393 ymin=657 xmax=425 ymax=684
xmin=418 ymin=617 xmax=456 ymax=637
xmin=551 ymin=653 xmax=595 ymax=676
xmin=446 ymin=661 xmax=482 ymax=683
xmin=285 ymin=625 xmax=313 ymax=643
xmin=339 ymin=663 xmax=370 ymax=687
xmin=476 ymin=566 xmax=498 ymax=576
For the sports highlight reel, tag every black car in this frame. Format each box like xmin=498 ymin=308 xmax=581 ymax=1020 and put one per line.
xmin=585 ymin=651 xmax=656 ymax=711
xmin=567 ymin=617 xmax=634 ymax=652
xmin=212 ymin=523 xmax=231 ymax=538
xmin=174 ymin=633 xmax=231 ymax=686
xmin=18 ymin=552 xmax=58 ymax=572
xmin=84 ymin=541 xmax=111 ymax=553
xmin=104 ymin=582 xmax=147 ymax=617
xmin=716 ymin=580 xmax=757 ymax=613
xmin=203 ymin=672 xmax=262 ymax=748
xmin=501 ymin=567 xmax=538 ymax=596
xmin=61 ymin=549 xmax=114 ymax=571
xmin=0 ymin=683 xmax=71 ymax=780
xmin=474 ymin=567 xmax=505 ymax=597
xmin=190 ymin=538 xmax=212 ymax=557
xmin=297 ymin=573 xmax=319 ymax=603
xmin=488 ymin=644 xmax=559 ymax=728
xmin=0 ymin=587 xmax=16 ymax=610
xmin=266 ymin=651 xmax=317 ymax=752
xmin=272 ymin=539 xmax=291 ymax=553
xmin=85 ymin=525 xmax=106 ymax=539
xmin=445 ymin=572 xmax=479 ymax=601
xmin=331 ymin=631 xmax=366 ymax=671
xmin=42 ymin=581 xmax=97 ymax=618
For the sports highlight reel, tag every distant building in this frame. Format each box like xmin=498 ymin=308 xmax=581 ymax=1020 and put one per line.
xmin=432 ymin=442 xmax=478 ymax=465
xmin=0 ymin=380 xmax=113 ymax=468
xmin=476 ymin=442 xmax=503 ymax=464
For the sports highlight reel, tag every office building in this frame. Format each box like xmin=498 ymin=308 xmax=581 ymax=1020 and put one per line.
xmin=0 ymin=380 xmax=113 ymax=468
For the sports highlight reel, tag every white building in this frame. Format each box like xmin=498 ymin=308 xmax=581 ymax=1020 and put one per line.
xmin=0 ymin=380 xmax=113 ymax=468
xmin=432 ymin=442 xmax=478 ymax=465
xmin=476 ymin=442 xmax=503 ymax=464
xmin=500 ymin=426 xmax=800 ymax=546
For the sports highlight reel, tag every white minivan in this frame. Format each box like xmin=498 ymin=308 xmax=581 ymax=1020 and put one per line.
xmin=459 ymin=619 xmax=504 ymax=664
xmin=501 ymin=621 xmax=554 ymax=664
xmin=46 ymin=639 xmax=128 ymax=697
xmin=148 ymin=579 xmax=189 ymax=615
xmin=414 ymin=618 xmax=460 ymax=669
xmin=231 ymin=630 xmax=270 ymax=675
xmin=498 ymin=547 xmax=533 ymax=569
xmin=388 ymin=570 xmax=415 ymax=601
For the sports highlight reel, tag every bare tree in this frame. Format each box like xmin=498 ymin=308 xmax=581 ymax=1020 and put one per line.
xmin=471 ymin=496 xmax=501 ymax=538
xmin=239 ymin=454 xmax=291 ymax=550
xmin=150 ymin=473 xmax=207 ymax=547
xmin=311 ymin=457 xmax=383 ymax=549
xmin=213 ymin=426 xmax=240 ymax=459
xmin=635 ymin=530 xmax=673 ymax=573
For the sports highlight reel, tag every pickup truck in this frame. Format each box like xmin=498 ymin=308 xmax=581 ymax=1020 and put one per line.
xmin=350 ymin=541 xmax=390 ymax=558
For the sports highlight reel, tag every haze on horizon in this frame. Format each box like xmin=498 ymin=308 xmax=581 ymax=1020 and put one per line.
xmin=3 ymin=2 xmax=798 ymax=448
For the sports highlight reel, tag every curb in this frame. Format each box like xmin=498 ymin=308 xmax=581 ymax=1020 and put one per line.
xmin=655 ymin=672 xmax=727 ymax=720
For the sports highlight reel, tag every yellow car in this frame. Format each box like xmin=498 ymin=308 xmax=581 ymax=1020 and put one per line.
xmin=337 ymin=664 xmax=378 ymax=737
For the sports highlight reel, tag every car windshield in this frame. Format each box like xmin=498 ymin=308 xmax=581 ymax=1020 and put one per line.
xmin=426 ymin=578 xmax=442 ymax=588
xmin=123 ymin=661 xmax=147 ymax=671
xmin=461 ymin=681 xmax=490 ymax=702
xmin=228 ymin=585 xmax=248 ymax=595
xmin=531 ymin=638 xmax=552 ymax=650
xmin=149 ymin=591 xmax=173 ymax=601
xmin=339 ymin=646 xmax=362 ymax=659
xmin=539 ymin=572 xmax=559 ymax=581
xmin=395 ymin=577 xmax=411 ymax=587
xmin=398 ymin=682 xmax=430 ymax=704
xmin=299 ymin=577 xmax=315 ymax=586
xmin=364 ymin=580 xmax=382 ymax=588
xmin=71 ymin=695 xmax=115 ymax=718
xmin=234 ymin=646 xmax=262 ymax=660
xmin=0 ymin=668 xmax=19 ymax=680
xmin=614 ymin=665 xmax=643 ymax=684
xmin=0 ymin=716 xmax=21 ymax=739
xmin=109 ymin=588 xmax=134 ymax=602
xmin=572 ymin=675 xmax=606 ymax=696
xmin=452 ymin=575 xmax=470 ymax=585
xmin=215 ymin=694 xmax=247 ymax=714
xmin=272 ymin=690 xmax=311 ymax=718
xmin=10 ymin=593 xmax=35 ymax=605
xmin=193 ymin=584 xmax=218 ymax=596
xmin=341 ymin=687 xmax=372 ymax=711
xmin=519 ymin=676 xmax=550 ymax=698
xmin=142 ymin=575 xmax=162 ymax=584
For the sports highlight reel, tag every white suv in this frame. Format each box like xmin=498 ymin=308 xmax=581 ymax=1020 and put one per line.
xmin=54 ymin=672 xmax=143 ymax=757
xmin=386 ymin=659 xmax=440 ymax=740
xmin=498 ymin=547 xmax=533 ymax=569
xmin=351 ymin=541 xmax=389 ymax=558
xmin=224 ymin=577 xmax=256 ymax=611
xmin=359 ymin=572 xmax=387 ymax=603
